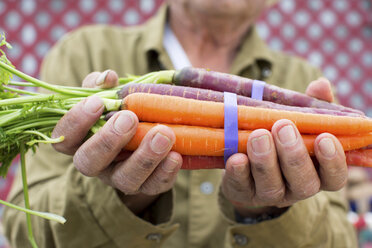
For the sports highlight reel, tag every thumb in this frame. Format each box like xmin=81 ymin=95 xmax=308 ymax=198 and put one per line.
xmin=305 ymin=77 xmax=334 ymax=103
xmin=82 ymin=70 xmax=119 ymax=89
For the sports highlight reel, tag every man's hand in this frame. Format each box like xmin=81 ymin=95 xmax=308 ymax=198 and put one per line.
xmin=52 ymin=70 xmax=183 ymax=214
xmin=221 ymin=77 xmax=348 ymax=217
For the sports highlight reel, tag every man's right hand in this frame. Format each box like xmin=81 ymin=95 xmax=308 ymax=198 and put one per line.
xmin=51 ymin=70 xmax=183 ymax=214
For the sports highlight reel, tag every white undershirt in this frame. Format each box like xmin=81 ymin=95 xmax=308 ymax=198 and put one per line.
xmin=163 ymin=23 xmax=192 ymax=70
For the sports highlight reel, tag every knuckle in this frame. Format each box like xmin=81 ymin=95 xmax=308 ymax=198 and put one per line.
xmin=160 ymin=177 xmax=171 ymax=185
xmin=139 ymin=171 xmax=175 ymax=196
xmin=121 ymin=186 xmax=139 ymax=195
xmin=224 ymin=175 xmax=253 ymax=195
xmin=284 ymin=151 xmax=309 ymax=168
xmin=139 ymin=157 xmax=158 ymax=170
xmin=320 ymin=160 xmax=348 ymax=191
xmin=153 ymin=173 xmax=171 ymax=185
xmin=293 ymin=179 xmax=320 ymax=200
xmin=97 ymin=131 xmax=118 ymax=154
xmin=140 ymin=184 xmax=163 ymax=196
xmin=154 ymin=170 xmax=175 ymax=186
xmin=222 ymin=186 xmax=252 ymax=204
xmin=225 ymin=176 xmax=243 ymax=191
xmin=258 ymin=186 xmax=285 ymax=202
xmin=52 ymin=103 xmax=95 ymax=155
xmin=64 ymin=103 xmax=86 ymax=125
xmin=323 ymin=164 xmax=341 ymax=176
xmin=334 ymin=176 xmax=348 ymax=190
xmin=134 ymin=150 xmax=161 ymax=171
xmin=324 ymin=174 xmax=348 ymax=191
xmin=252 ymin=161 xmax=269 ymax=175
xmin=112 ymin=171 xmax=139 ymax=194
xmin=53 ymin=140 xmax=80 ymax=156
xmin=52 ymin=142 xmax=72 ymax=155
xmin=73 ymin=150 xmax=95 ymax=177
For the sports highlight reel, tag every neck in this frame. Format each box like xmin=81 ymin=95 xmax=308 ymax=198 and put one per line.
xmin=168 ymin=4 xmax=255 ymax=73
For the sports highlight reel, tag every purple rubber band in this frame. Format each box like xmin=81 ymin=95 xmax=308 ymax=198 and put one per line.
xmin=251 ymin=80 xmax=266 ymax=100
xmin=224 ymin=92 xmax=239 ymax=164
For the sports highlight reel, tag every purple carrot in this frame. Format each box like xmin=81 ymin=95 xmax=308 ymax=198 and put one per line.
xmin=104 ymin=111 xmax=118 ymax=120
xmin=172 ymin=67 xmax=364 ymax=116
xmin=116 ymin=83 xmax=362 ymax=117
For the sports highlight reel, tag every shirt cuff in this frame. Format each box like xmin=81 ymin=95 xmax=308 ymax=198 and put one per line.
xmin=81 ymin=170 xmax=179 ymax=247
xmin=218 ymin=188 xmax=330 ymax=247
xmin=233 ymin=207 xmax=285 ymax=225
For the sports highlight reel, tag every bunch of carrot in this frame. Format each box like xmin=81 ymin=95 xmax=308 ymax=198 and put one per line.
xmin=0 ymin=60 xmax=371 ymax=170
xmin=114 ymin=73 xmax=372 ymax=169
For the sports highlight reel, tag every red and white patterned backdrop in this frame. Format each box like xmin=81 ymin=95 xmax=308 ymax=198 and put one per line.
xmin=0 ymin=0 xmax=371 ymax=246
xmin=257 ymin=0 xmax=372 ymax=116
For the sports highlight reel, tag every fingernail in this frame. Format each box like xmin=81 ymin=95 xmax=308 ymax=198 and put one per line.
xmin=319 ymin=138 xmax=336 ymax=158
xmin=162 ymin=158 xmax=179 ymax=172
xmin=278 ymin=125 xmax=297 ymax=145
xmin=251 ymin=135 xmax=271 ymax=155
xmin=113 ymin=112 xmax=135 ymax=134
xmin=84 ymin=96 xmax=103 ymax=113
xmin=96 ymin=70 xmax=110 ymax=86
xmin=151 ymin=132 xmax=171 ymax=154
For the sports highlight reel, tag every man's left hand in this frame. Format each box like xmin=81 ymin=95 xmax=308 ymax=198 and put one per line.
xmin=221 ymin=77 xmax=348 ymax=217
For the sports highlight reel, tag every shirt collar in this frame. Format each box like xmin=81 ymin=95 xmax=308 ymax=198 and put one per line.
xmin=230 ymin=26 xmax=274 ymax=77
xmin=142 ymin=4 xmax=274 ymax=76
xmin=143 ymin=4 xmax=168 ymax=56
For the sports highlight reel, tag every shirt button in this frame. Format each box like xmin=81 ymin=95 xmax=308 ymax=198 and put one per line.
xmin=261 ymin=67 xmax=272 ymax=78
xmin=200 ymin=181 xmax=214 ymax=195
xmin=146 ymin=233 xmax=162 ymax=242
xmin=234 ymin=233 xmax=249 ymax=246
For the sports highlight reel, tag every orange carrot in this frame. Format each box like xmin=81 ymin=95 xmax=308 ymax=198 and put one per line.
xmin=124 ymin=123 xmax=372 ymax=157
xmin=303 ymin=134 xmax=372 ymax=155
xmin=125 ymin=122 xmax=250 ymax=156
xmin=122 ymin=93 xmax=372 ymax=135
xmin=345 ymin=149 xmax=372 ymax=167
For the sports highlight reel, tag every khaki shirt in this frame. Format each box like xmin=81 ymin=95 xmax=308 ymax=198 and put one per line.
xmin=4 ymin=5 xmax=357 ymax=248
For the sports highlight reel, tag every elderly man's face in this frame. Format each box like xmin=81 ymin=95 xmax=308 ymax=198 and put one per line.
xmin=171 ymin=0 xmax=268 ymax=19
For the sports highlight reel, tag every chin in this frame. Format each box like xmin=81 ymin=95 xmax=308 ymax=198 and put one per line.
xmin=190 ymin=0 xmax=267 ymax=18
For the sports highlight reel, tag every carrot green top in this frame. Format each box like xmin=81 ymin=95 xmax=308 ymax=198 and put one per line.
xmin=4 ymin=4 xmax=356 ymax=248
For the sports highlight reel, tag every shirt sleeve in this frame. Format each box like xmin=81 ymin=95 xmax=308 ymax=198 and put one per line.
xmin=3 ymin=28 xmax=179 ymax=248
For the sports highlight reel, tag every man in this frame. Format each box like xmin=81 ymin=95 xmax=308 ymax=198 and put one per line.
xmin=4 ymin=0 xmax=357 ymax=247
